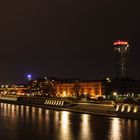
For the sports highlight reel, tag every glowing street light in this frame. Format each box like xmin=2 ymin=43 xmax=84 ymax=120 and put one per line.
xmin=27 ymin=74 xmax=32 ymax=81
xmin=112 ymin=92 xmax=118 ymax=99
xmin=113 ymin=92 xmax=117 ymax=96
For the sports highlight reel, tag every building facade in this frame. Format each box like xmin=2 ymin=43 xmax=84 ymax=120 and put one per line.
xmin=56 ymin=81 xmax=102 ymax=98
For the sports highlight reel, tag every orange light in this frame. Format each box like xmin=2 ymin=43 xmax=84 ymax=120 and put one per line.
xmin=114 ymin=40 xmax=128 ymax=45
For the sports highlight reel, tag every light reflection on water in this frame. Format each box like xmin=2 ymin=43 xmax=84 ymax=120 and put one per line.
xmin=109 ymin=118 xmax=122 ymax=140
xmin=59 ymin=111 xmax=72 ymax=140
xmin=0 ymin=103 xmax=140 ymax=140
xmin=79 ymin=114 xmax=92 ymax=140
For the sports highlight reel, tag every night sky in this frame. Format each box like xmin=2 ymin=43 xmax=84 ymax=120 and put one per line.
xmin=0 ymin=0 xmax=140 ymax=84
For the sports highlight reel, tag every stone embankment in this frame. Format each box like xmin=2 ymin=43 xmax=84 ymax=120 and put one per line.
xmin=0 ymin=96 xmax=140 ymax=119
xmin=115 ymin=104 xmax=140 ymax=119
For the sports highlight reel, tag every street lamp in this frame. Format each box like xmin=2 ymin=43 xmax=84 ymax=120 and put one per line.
xmin=113 ymin=92 xmax=117 ymax=96
xmin=27 ymin=74 xmax=32 ymax=81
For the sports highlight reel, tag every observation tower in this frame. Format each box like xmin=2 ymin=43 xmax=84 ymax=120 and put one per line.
xmin=113 ymin=40 xmax=129 ymax=79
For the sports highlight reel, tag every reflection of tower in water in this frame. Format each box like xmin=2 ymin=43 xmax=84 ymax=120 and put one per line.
xmin=113 ymin=40 xmax=129 ymax=79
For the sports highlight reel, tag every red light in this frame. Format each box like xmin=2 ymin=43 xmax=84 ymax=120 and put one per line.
xmin=114 ymin=40 xmax=128 ymax=45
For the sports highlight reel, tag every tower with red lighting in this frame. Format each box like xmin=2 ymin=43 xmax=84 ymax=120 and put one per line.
xmin=113 ymin=40 xmax=129 ymax=79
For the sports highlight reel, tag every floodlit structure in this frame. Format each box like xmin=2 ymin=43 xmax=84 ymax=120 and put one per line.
xmin=56 ymin=81 xmax=102 ymax=98
xmin=113 ymin=40 xmax=129 ymax=79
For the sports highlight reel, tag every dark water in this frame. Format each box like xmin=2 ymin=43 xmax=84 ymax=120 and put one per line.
xmin=0 ymin=103 xmax=140 ymax=140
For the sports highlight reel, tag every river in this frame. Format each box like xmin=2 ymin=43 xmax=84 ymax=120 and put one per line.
xmin=0 ymin=103 xmax=139 ymax=140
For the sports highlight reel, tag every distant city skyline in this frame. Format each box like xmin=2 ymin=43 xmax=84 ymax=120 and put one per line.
xmin=0 ymin=0 xmax=140 ymax=84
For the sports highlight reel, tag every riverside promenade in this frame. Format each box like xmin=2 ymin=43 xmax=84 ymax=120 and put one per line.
xmin=0 ymin=96 xmax=140 ymax=119
xmin=60 ymin=103 xmax=117 ymax=117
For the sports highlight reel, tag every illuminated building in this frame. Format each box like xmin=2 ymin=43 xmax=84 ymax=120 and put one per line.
xmin=56 ymin=81 xmax=102 ymax=98
xmin=113 ymin=40 xmax=129 ymax=79
xmin=27 ymin=77 xmax=57 ymax=97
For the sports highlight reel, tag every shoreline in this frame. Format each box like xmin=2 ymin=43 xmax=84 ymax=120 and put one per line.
xmin=0 ymin=97 xmax=140 ymax=120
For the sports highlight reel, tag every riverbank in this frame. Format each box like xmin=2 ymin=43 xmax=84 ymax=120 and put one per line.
xmin=0 ymin=96 xmax=140 ymax=119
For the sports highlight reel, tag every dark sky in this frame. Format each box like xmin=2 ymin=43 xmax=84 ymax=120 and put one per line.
xmin=0 ymin=0 xmax=140 ymax=84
